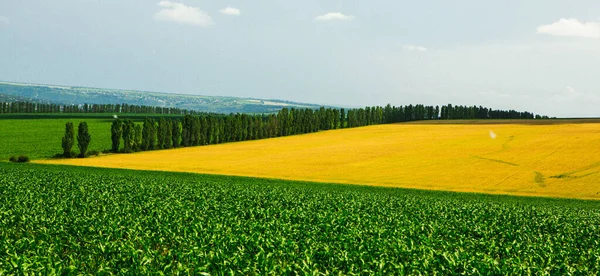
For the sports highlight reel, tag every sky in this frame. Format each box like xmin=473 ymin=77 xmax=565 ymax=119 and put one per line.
xmin=1 ymin=1 xmax=600 ymax=117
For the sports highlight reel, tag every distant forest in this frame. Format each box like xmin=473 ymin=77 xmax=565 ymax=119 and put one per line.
xmin=1 ymin=101 xmax=546 ymax=121
xmin=0 ymin=102 xmax=200 ymax=115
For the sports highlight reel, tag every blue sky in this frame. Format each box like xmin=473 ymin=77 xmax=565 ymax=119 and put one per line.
xmin=1 ymin=1 xmax=600 ymax=117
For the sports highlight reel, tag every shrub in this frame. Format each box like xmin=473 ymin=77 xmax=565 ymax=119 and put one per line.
xmin=9 ymin=155 xmax=30 ymax=163
xmin=17 ymin=155 xmax=30 ymax=163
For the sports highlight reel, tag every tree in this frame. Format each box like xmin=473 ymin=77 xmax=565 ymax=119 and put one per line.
xmin=77 ymin=122 xmax=91 ymax=158
xmin=333 ymin=109 xmax=340 ymax=129
xmin=61 ymin=122 xmax=75 ymax=157
xmin=181 ymin=115 xmax=192 ymax=147
xmin=134 ymin=124 xmax=143 ymax=151
xmin=110 ymin=119 xmax=122 ymax=153
xmin=157 ymin=118 xmax=167 ymax=149
xmin=122 ymin=120 xmax=133 ymax=153
xmin=164 ymin=119 xmax=173 ymax=149
xmin=172 ymin=119 xmax=182 ymax=148
xmin=141 ymin=118 xmax=157 ymax=150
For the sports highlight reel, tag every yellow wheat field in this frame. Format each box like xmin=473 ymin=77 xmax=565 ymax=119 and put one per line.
xmin=40 ymin=122 xmax=600 ymax=200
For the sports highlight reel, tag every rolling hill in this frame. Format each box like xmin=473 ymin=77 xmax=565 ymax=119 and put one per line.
xmin=0 ymin=81 xmax=327 ymax=114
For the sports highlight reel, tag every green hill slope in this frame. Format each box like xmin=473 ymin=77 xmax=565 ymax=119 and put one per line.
xmin=0 ymin=81 xmax=327 ymax=114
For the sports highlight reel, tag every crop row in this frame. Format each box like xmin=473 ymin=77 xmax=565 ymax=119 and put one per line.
xmin=1 ymin=163 xmax=599 ymax=274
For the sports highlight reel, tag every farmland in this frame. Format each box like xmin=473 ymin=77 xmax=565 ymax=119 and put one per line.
xmin=1 ymin=162 xmax=599 ymax=274
xmin=0 ymin=114 xmax=160 ymax=160
xmin=42 ymin=121 xmax=600 ymax=200
xmin=0 ymin=117 xmax=113 ymax=160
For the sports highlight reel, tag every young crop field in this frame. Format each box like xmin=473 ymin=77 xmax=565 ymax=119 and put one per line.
xmin=42 ymin=121 xmax=600 ymax=200
xmin=1 ymin=163 xmax=599 ymax=274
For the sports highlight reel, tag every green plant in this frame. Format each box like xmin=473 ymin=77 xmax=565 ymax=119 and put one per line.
xmin=0 ymin=118 xmax=114 ymax=160
xmin=1 ymin=163 xmax=599 ymax=274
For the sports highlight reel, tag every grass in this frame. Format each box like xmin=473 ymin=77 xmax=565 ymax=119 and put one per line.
xmin=42 ymin=122 xmax=600 ymax=200
xmin=1 ymin=162 xmax=599 ymax=274
xmin=0 ymin=117 xmax=116 ymax=160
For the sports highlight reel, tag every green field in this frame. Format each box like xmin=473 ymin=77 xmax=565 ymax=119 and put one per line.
xmin=1 ymin=163 xmax=599 ymax=274
xmin=0 ymin=115 xmax=157 ymax=160
xmin=0 ymin=117 xmax=113 ymax=160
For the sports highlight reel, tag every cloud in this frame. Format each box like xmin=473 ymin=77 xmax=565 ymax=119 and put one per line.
xmin=220 ymin=7 xmax=240 ymax=16
xmin=314 ymin=12 xmax=355 ymax=22
xmin=478 ymin=90 xmax=511 ymax=98
xmin=154 ymin=1 xmax=214 ymax=27
xmin=0 ymin=16 xmax=10 ymax=26
xmin=538 ymin=87 xmax=600 ymax=117
xmin=402 ymin=45 xmax=428 ymax=52
xmin=549 ymin=86 xmax=600 ymax=102
xmin=537 ymin=18 xmax=600 ymax=38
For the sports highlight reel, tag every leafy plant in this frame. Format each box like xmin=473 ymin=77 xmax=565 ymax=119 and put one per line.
xmin=1 ymin=163 xmax=599 ymax=274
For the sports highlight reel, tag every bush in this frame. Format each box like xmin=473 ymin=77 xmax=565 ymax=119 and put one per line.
xmin=9 ymin=155 xmax=30 ymax=163
xmin=88 ymin=150 xmax=101 ymax=157
xmin=18 ymin=155 xmax=30 ymax=163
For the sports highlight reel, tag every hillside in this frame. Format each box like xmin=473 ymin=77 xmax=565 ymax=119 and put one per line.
xmin=0 ymin=81 xmax=326 ymax=114
xmin=41 ymin=120 xmax=600 ymax=200
xmin=0 ymin=93 xmax=48 ymax=104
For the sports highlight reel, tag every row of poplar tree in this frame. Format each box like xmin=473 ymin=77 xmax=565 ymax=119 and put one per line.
xmin=0 ymin=101 xmax=199 ymax=115
xmin=61 ymin=122 xmax=92 ymax=158
xmin=109 ymin=107 xmax=347 ymax=153
xmin=108 ymin=104 xmax=545 ymax=154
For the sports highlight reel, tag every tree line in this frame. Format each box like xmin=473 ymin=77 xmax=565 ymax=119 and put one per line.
xmin=4 ymin=100 xmax=550 ymax=121
xmin=106 ymin=104 xmax=547 ymax=154
xmin=0 ymin=101 xmax=200 ymax=115
xmin=437 ymin=104 xmax=546 ymax=120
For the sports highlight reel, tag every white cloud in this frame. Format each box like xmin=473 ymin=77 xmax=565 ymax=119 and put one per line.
xmin=154 ymin=1 xmax=214 ymax=27
xmin=546 ymin=87 xmax=600 ymax=117
xmin=549 ymin=86 xmax=600 ymax=102
xmin=314 ymin=12 xmax=355 ymax=22
xmin=220 ymin=7 xmax=240 ymax=16
xmin=0 ymin=16 xmax=10 ymax=26
xmin=478 ymin=90 xmax=511 ymax=98
xmin=537 ymin=18 xmax=600 ymax=38
xmin=402 ymin=45 xmax=428 ymax=52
